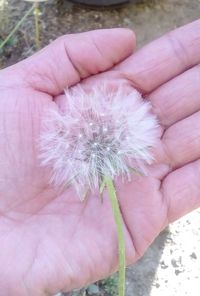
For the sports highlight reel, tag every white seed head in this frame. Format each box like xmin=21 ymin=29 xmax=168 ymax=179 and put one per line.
xmin=39 ymin=85 xmax=159 ymax=196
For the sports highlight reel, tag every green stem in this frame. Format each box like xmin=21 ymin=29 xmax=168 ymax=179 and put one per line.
xmin=104 ymin=176 xmax=126 ymax=296
xmin=0 ymin=4 xmax=35 ymax=51
xmin=0 ymin=0 xmax=8 ymax=29
xmin=34 ymin=2 xmax=40 ymax=49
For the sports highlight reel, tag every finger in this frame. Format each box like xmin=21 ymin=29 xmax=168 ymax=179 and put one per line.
xmin=149 ymin=65 xmax=200 ymax=127
xmin=162 ymin=159 xmax=200 ymax=223
xmin=116 ymin=20 xmax=200 ymax=93
xmin=10 ymin=29 xmax=135 ymax=96
xmin=158 ymin=111 xmax=200 ymax=169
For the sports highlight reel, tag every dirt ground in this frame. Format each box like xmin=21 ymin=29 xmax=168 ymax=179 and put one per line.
xmin=0 ymin=0 xmax=200 ymax=296
xmin=0 ymin=0 xmax=200 ymax=67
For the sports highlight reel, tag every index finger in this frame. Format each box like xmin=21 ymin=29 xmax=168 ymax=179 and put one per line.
xmin=116 ymin=20 xmax=200 ymax=93
xmin=0 ymin=29 xmax=135 ymax=96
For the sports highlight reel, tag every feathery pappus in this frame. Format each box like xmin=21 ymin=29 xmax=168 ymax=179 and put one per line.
xmin=39 ymin=85 xmax=159 ymax=198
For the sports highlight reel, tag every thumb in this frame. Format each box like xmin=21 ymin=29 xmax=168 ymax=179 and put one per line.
xmin=13 ymin=29 xmax=135 ymax=96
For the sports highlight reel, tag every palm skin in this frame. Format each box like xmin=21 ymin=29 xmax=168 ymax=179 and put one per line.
xmin=0 ymin=21 xmax=200 ymax=295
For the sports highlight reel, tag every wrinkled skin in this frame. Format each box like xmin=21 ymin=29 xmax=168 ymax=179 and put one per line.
xmin=0 ymin=21 xmax=200 ymax=295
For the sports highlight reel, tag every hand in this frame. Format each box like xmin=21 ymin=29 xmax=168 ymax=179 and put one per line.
xmin=0 ymin=28 xmax=134 ymax=295
xmin=0 ymin=20 xmax=199 ymax=295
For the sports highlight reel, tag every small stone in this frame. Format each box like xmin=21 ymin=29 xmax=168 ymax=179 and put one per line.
xmin=171 ymin=258 xmax=179 ymax=268
xmin=160 ymin=260 xmax=168 ymax=269
xmin=175 ymin=269 xmax=184 ymax=276
xmin=190 ymin=252 xmax=197 ymax=259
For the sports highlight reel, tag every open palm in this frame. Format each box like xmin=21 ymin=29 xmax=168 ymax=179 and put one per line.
xmin=0 ymin=21 xmax=200 ymax=295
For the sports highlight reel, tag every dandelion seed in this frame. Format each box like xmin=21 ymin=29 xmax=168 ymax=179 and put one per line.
xmin=39 ymin=85 xmax=159 ymax=197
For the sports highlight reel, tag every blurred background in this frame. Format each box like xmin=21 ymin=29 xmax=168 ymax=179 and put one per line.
xmin=0 ymin=1 xmax=200 ymax=295
xmin=0 ymin=0 xmax=200 ymax=67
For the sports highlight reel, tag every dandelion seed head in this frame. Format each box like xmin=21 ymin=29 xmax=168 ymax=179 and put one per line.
xmin=39 ymin=85 xmax=159 ymax=196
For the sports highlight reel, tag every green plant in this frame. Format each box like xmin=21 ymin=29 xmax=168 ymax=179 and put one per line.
xmin=101 ymin=274 xmax=118 ymax=296
xmin=0 ymin=4 xmax=35 ymax=51
xmin=27 ymin=0 xmax=43 ymax=49
xmin=0 ymin=0 xmax=47 ymax=52
xmin=0 ymin=0 xmax=9 ymax=37
xmin=71 ymin=277 xmax=117 ymax=296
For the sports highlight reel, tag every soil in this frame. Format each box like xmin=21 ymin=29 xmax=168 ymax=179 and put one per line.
xmin=0 ymin=0 xmax=200 ymax=296
xmin=0 ymin=0 xmax=200 ymax=68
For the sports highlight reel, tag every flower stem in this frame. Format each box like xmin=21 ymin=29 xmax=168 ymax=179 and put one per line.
xmin=34 ymin=2 xmax=40 ymax=49
xmin=0 ymin=4 xmax=35 ymax=51
xmin=104 ymin=176 xmax=126 ymax=296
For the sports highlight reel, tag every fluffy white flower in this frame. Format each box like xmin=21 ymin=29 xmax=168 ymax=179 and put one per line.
xmin=39 ymin=85 xmax=159 ymax=197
